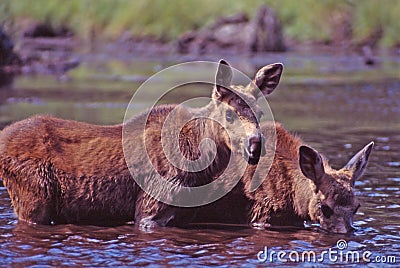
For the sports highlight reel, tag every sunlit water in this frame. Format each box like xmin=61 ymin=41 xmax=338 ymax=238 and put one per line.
xmin=0 ymin=52 xmax=399 ymax=266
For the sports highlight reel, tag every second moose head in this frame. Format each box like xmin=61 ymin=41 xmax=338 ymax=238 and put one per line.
xmin=299 ymin=142 xmax=374 ymax=233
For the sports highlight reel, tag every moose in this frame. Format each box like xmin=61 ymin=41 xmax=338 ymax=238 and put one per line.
xmin=0 ymin=60 xmax=283 ymax=227
xmin=193 ymin=122 xmax=374 ymax=234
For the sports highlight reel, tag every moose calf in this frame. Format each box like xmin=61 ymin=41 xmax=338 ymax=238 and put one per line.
xmin=195 ymin=122 xmax=374 ymax=234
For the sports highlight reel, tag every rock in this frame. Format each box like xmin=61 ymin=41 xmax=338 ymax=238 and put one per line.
xmin=10 ymin=22 xmax=80 ymax=76
xmin=177 ymin=12 xmax=251 ymax=54
xmin=176 ymin=5 xmax=286 ymax=54
xmin=248 ymin=4 xmax=286 ymax=52
xmin=23 ymin=22 xmax=73 ymax=38
xmin=362 ymin=45 xmax=376 ymax=66
xmin=115 ymin=33 xmax=171 ymax=56
xmin=0 ymin=26 xmax=21 ymax=67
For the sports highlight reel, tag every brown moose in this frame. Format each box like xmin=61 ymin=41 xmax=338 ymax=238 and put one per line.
xmin=194 ymin=122 xmax=374 ymax=234
xmin=0 ymin=60 xmax=283 ymax=227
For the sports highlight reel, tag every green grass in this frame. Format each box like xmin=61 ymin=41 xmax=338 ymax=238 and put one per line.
xmin=1 ymin=0 xmax=399 ymax=48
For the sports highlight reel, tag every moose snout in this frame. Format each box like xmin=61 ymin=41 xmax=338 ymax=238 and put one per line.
xmin=321 ymin=217 xmax=357 ymax=234
xmin=244 ymin=134 xmax=266 ymax=164
xmin=332 ymin=225 xmax=356 ymax=234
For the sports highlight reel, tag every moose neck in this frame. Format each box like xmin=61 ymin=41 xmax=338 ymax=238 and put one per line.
xmin=175 ymin=104 xmax=231 ymax=180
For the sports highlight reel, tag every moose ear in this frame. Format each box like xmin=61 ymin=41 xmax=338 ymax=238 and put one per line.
xmin=213 ymin=59 xmax=233 ymax=99
xmin=344 ymin=141 xmax=374 ymax=185
xmin=253 ymin=63 xmax=283 ymax=98
xmin=299 ymin=145 xmax=326 ymax=188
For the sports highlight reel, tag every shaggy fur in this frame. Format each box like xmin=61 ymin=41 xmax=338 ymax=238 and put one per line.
xmin=0 ymin=60 xmax=284 ymax=227
xmin=194 ymin=122 xmax=374 ymax=233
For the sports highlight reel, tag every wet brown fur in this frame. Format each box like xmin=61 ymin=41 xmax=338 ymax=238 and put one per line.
xmin=243 ymin=122 xmax=311 ymax=226
xmin=0 ymin=61 xmax=284 ymax=227
xmin=194 ymin=122 xmax=372 ymax=233
xmin=193 ymin=122 xmax=304 ymax=225
xmin=0 ymin=107 xmax=228 ymax=226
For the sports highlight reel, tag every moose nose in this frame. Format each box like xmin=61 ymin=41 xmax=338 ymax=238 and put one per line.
xmin=245 ymin=134 xmax=266 ymax=164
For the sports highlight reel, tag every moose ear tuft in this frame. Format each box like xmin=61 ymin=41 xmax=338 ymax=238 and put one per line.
xmin=299 ymin=145 xmax=326 ymax=188
xmin=214 ymin=59 xmax=233 ymax=98
xmin=253 ymin=63 xmax=283 ymax=98
xmin=344 ymin=141 xmax=374 ymax=185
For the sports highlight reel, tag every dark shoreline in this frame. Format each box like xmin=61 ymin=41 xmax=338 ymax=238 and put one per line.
xmin=3 ymin=35 xmax=397 ymax=78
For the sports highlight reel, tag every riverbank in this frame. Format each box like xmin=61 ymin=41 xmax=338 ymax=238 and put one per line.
xmin=1 ymin=19 xmax=398 ymax=79
xmin=1 ymin=1 xmax=400 ymax=77
xmin=2 ymin=1 xmax=400 ymax=47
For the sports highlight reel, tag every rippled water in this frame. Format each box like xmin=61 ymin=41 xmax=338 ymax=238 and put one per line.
xmin=0 ymin=52 xmax=399 ymax=266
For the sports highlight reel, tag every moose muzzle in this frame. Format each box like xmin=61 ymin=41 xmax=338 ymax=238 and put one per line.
xmin=244 ymin=133 xmax=266 ymax=165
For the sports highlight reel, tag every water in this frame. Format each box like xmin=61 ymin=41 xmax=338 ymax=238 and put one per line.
xmin=0 ymin=52 xmax=399 ymax=266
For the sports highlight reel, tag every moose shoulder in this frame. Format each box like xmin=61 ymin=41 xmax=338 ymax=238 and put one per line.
xmin=0 ymin=60 xmax=283 ymax=227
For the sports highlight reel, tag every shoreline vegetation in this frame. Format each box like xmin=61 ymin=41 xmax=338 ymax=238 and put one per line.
xmin=2 ymin=1 xmax=399 ymax=48
xmin=0 ymin=1 xmax=399 ymax=75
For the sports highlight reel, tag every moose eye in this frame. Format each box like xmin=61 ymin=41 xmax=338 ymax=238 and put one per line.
xmin=354 ymin=204 xmax=361 ymax=214
xmin=321 ymin=204 xmax=334 ymax=219
xmin=236 ymin=98 xmax=245 ymax=106
xmin=225 ymin=110 xmax=235 ymax=123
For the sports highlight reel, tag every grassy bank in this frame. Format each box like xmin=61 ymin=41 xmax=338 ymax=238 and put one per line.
xmin=1 ymin=0 xmax=399 ymax=48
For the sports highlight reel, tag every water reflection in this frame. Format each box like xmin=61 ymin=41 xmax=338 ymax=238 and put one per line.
xmin=2 ymin=218 xmax=394 ymax=266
